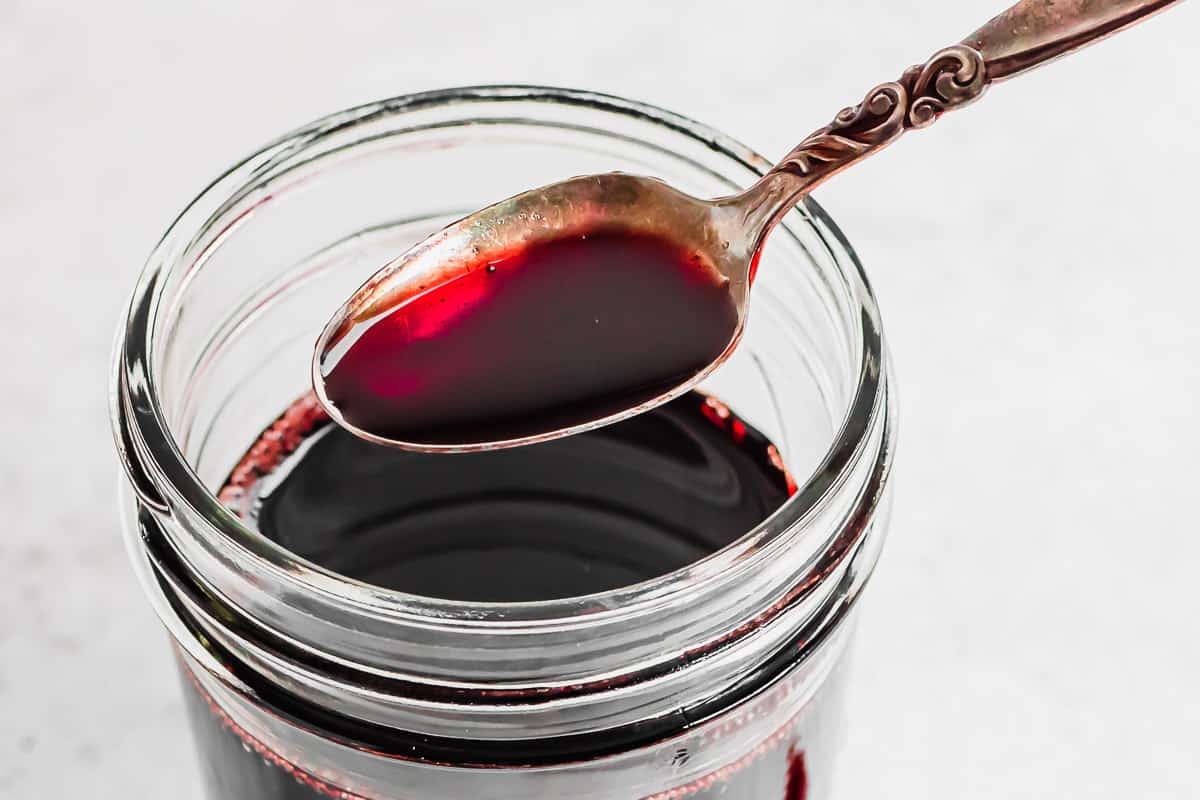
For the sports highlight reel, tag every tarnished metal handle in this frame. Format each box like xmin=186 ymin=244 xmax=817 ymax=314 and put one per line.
xmin=967 ymin=0 xmax=1181 ymax=81
xmin=746 ymin=0 xmax=1180 ymax=222
xmin=766 ymin=45 xmax=989 ymax=192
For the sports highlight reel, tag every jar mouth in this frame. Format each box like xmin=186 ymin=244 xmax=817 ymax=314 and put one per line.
xmin=114 ymin=85 xmax=888 ymax=633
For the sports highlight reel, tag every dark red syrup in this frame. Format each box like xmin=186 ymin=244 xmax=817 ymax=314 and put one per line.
xmin=319 ymin=229 xmax=739 ymax=445
xmin=219 ymin=390 xmax=791 ymax=602
xmin=184 ymin=390 xmax=807 ymax=798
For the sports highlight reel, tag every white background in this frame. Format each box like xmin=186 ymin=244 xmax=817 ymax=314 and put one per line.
xmin=3 ymin=1 xmax=1198 ymax=798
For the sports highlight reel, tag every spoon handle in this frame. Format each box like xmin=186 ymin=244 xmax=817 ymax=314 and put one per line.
xmin=968 ymin=0 xmax=1181 ymax=81
xmin=738 ymin=0 xmax=1181 ymax=232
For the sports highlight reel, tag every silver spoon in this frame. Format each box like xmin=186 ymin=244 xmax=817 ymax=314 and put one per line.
xmin=315 ymin=0 xmax=1181 ymax=452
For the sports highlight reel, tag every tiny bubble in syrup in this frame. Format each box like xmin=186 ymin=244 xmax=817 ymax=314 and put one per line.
xmin=722 ymin=240 xmax=730 ymax=249
xmin=486 ymin=264 xmax=497 ymax=273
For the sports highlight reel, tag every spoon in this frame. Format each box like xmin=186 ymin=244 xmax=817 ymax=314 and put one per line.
xmin=315 ymin=0 xmax=1181 ymax=452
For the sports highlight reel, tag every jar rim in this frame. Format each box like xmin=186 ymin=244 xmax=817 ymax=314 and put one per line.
xmin=114 ymin=85 xmax=889 ymax=634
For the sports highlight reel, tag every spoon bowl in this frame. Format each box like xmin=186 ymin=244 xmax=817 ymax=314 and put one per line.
xmin=313 ymin=173 xmax=757 ymax=452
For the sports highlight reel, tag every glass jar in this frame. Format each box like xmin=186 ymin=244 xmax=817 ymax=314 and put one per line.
xmin=111 ymin=86 xmax=895 ymax=799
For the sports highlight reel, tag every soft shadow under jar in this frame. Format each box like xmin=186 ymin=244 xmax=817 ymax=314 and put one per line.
xmin=112 ymin=86 xmax=895 ymax=800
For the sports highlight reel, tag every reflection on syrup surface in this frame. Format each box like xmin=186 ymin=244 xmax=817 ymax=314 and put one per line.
xmin=320 ymin=230 xmax=739 ymax=446
xmin=221 ymin=391 xmax=792 ymax=602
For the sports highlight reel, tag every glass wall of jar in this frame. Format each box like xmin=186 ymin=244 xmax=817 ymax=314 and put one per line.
xmin=112 ymin=87 xmax=896 ymax=800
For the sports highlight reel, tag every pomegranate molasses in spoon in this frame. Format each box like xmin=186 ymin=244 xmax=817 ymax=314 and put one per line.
xmin=315 ymin=0 xmax=1180 ymax=451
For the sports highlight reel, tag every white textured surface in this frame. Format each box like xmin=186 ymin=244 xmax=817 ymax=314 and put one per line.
xmin=2 ymin=1 xmax=1198 ymax=797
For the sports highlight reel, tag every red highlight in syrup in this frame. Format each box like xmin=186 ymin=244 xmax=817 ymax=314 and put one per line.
xmin=320 ymin=230 xmax=739 ymax=445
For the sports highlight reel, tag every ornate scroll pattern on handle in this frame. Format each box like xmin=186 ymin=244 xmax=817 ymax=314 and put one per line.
xmin=774 ymin=45 xmax=988 ymax=185
xmin=903 ymin=46 xmax=989 ymax=127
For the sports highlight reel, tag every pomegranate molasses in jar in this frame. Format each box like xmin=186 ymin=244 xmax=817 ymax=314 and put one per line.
xmin=112 ymin=88 xmax=895 ymax=799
